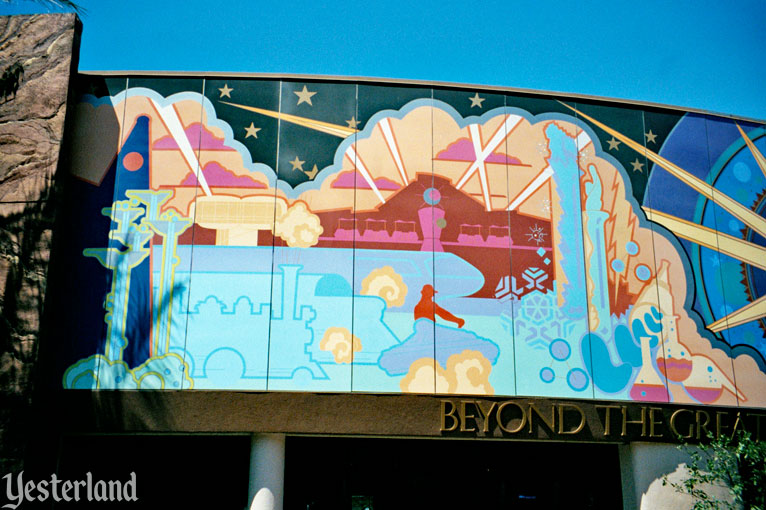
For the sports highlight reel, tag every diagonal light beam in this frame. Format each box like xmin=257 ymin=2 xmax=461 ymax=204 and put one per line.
xmin=380 ymin=118 xmax=409 ymax=185
xmin=559 ymin=102 xmax=766 ymax=239
xmin=643 ymin=207 xmax=766 ymax=271
xmin=507 ymin=166 xmax=553 ymax=211
xmin=456 ymin=114 xmax=522 ymax=191
xmin=736 ymin=123 xmax=766 ymax=180
xmin=707 ymin=294 xmax=766 ymax=332
xmin=469 ymin=124 xmax=492 ymax=211
xmin=346 ymin=144 xmax=385 ymax=205
xmin=220 ymin=101 xmax=357 ymax=138
xmin=151 ymin=99 xmax=211 ymax=196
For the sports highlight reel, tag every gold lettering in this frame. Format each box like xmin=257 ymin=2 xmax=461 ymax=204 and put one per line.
xmin=716 ymin=412 xmax=730 ymax=439
xmin=558 ymin=404 xmax=586 ymax=435
xmin=696 ymin=410 xmax=711 ymax=440
xmin=528 ymin=403 xmax=555 ymax=434
xmin=460 ymin=400 xmax=477 ymax=432
xmin=596 ymin=405 xmax=621 ymax=436
xmin=731 ymin=412 xmax=745 ymax=437
xmin=497 ymin=401 xmax=526 ymax=434
xmin=670 ymin=409 xmax=694 ymax=439
xmin=440 ymin=400 xmax=458 ymax=432
xmin=621 ymin=406 xmax=647 ymax=437
xmin=475 ymin=400 xmax=497 ymax=433
xmin=649 ymin=407 xmax=664 ymax=438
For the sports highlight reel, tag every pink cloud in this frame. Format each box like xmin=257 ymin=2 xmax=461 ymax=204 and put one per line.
xmin=435 ymin=138 xmax=524 ymax=165
xmin=153 ymin=123 xmax=231 ymax=150
xmin=331 ymin=170 xmax=401 ymax=190
xmin=180 ymin=162 xmax=266 ymax=188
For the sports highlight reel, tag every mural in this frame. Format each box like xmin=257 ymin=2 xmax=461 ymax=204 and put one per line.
xmin=52 ymin=76 xmax=766 ymax=407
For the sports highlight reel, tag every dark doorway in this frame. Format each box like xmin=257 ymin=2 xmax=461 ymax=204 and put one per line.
xmin=54 ymin=434 xmax=250 ymax=508
xmin=285 ymin=437 xmax=622 ymax=510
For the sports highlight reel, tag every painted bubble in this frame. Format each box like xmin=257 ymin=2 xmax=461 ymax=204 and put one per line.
xmin=567 ymin=368 xmax=589 ymax=391
xmin=635 ymin=264 xmax=651 ymax=281
xmin=611 ymin=259 xmax=625 ymax=273
xmin=625 ymin=241 xmax=639 ymax=255
xmin=549 ymin=338 xmax=571 ymax=361
xmin=540 ymin=367 xmax=555 ymax=383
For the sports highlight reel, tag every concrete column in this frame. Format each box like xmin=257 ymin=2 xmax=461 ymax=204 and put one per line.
xmin=248 ymin=434 xmax=286 ymax=510
xmin=618 ymin=442 xmax=732 ymax=510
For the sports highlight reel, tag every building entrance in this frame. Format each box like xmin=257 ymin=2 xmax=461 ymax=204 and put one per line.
xmin=284 ymin=436 xmax=622 ymax=510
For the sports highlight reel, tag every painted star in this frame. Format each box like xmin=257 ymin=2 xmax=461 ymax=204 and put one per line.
xmin=244 ymin=122 xmax=261 ymax=139
xmin=305 ymin=164 xmax=319 ymax=180
xmin=289 ymin=156 xmax=305 ymax=171
xmin=645 ymin=129 xmax=658 ymax=144
xmin=294 ymin=85 xmax=317 ymax=106
xmin=346 ymin=116 xmax=360 ymax=129
xmin=631 ymin=158 xmax=644 ymax=172
xmin=607 ymin=137 xmax=621 ymax=151
xmin=469 ymin=92 xmax=485 ymax=108
xmin=218 ymin=84 xmax=233 ymax=98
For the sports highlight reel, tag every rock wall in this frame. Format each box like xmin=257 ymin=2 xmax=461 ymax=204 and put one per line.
xmin=0 ymin=14 xmax=80 ymax=472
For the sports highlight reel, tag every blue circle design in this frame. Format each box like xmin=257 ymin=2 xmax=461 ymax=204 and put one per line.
xmin=611 ymin=259 xmax=625 ymax=273
xmin=566 ymin=368 xmax=589 ymax=391
xmin=625 ymin=241 xmax=639 ymax=255
xmin=164 ymin=368 xmax=171 ymax=375
xmin=549 ymin=338 xmax=571 ymax=361
xmin=733 ymin=161 xmax=751 ymax=182
xmin=423 ymin=187 xmax=441 ymax=205
xmin=635 ymin=264 xmax=651 ymax=281
xmin=540 ymin=367 xmax=555 ymax=383
xmin=115 ymin=376 xmax=122 ymax=384
xmin=728 ymin=219 xmax=741 ymax=234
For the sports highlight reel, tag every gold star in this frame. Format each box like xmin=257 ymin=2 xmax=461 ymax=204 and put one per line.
xmin=289 ymin=156 xmax=305 ymax=171
xmin=218 ymin=84 xmax=233 ymax=98
xmin=645 ymin=129 xmax=658 ymax=144
xmin=244 ymin=122 xmax=261 ymax=139
xmin=346 ymin=116 xmax=360 ymax=129
xmin=294 ymin=85 xmax=317 ymax=106
xmin=607 ymin=137 xmax=621 ymax=151
xmin=469 ymin=92 xmax=485 ymax=108
xmin=631 ymin=158 xmax=644 ymax=172
xmin=305 ymin=164 xmax=319 ymax=180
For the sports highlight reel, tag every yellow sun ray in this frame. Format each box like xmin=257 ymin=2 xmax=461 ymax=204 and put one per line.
xmin=707 ymin=294 xmax=766 ymax=333
xmin=220 ymin=101 xmax=357 ymax=138
xmin=643 ymin=207 xmax=766 ymax=271
xmin=736 ymin=123 xmax=766 ymax=180
xmin=559 ymin=102 xmax=766 ymax=239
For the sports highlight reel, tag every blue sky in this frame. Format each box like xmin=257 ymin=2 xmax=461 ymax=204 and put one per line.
xmin=3 ymin=0 xmax=765 ymax=121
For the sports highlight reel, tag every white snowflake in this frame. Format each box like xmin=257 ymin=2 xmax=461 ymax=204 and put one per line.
xmin=526 ymin=224 xmax=547 ymax=245
xmin=540 ymin=199 xmax=551 ymax=213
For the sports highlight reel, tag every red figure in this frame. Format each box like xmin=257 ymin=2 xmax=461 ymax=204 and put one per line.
xmin=413 ymin=284 xmax=465 ymax=328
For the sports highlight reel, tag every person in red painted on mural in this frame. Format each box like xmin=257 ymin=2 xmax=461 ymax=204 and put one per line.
xmin=413 ymin=284 xmax=465 ymax=328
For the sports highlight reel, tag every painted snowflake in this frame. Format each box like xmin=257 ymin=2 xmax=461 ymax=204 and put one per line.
xmin=526 ymin=224 xmax=547 ymax=245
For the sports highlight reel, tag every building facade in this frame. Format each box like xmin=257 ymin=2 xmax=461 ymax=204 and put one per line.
xmin=3 ymin=13 xmax=766 ymax=510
